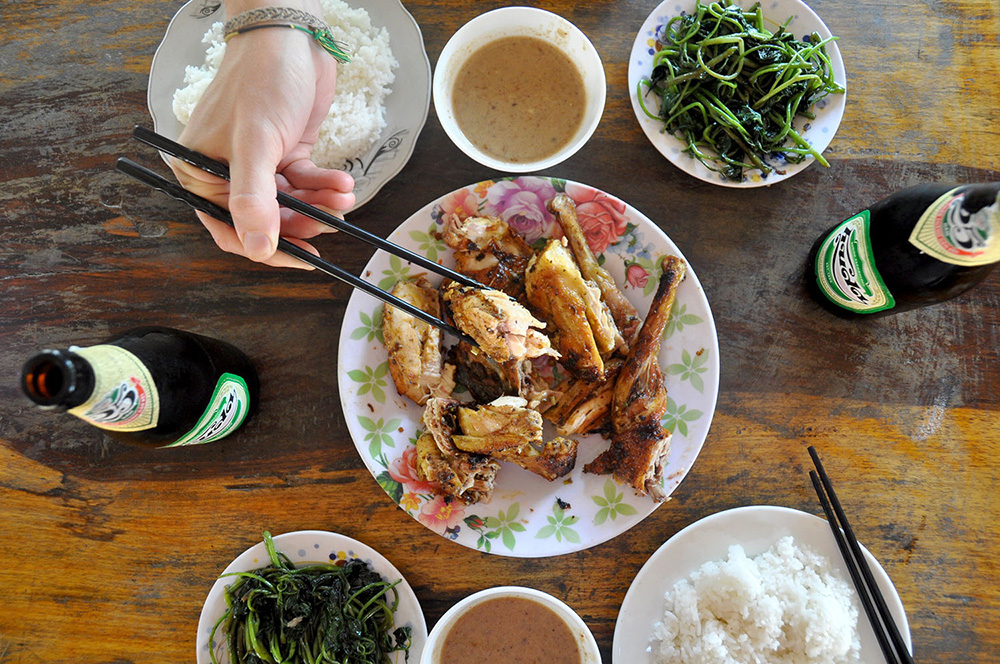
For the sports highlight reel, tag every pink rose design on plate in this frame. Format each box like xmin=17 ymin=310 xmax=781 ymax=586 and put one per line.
xmin=417 ymin=494 xmax=466 ymax=534
xmin=626 ymin=263 xmax=650 ymax=288
xmin=389 ymin=446 xmax=435 ymax=495
xmin=485 ymin=178 xmax=561 ymax=242
xmin=565 ymin=183 xmax=628 ymax=254
xmin=433 ymin=187 xmax=480 ymax=223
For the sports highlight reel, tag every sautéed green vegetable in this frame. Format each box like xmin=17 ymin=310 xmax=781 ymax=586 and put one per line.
xmin=638 ymin=0 xmax=844 ymax=181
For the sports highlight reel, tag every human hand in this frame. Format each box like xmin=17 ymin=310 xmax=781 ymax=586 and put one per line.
xmin=171 ymin=1 xmax=355 ymax=268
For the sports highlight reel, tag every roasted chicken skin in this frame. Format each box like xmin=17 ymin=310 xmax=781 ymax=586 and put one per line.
xmin=442 ymin=214 xmax=536 ymax=299
xmin=383 ymin=277 xmax=456 ymax=405
xmin=584 ymin=256 xmax=687 ymax=502
xmin=524 ymin=239 xmax=621 ymax=383
xmin=549 ymin=194 xmax=640 ymax=347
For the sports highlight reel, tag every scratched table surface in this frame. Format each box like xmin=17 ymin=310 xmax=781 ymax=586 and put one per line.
xmin=1 ymin=0 xmax=998 ymax=662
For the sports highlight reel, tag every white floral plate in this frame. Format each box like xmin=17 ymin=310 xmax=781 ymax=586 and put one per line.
xmin=196 ymin=530 xmax=427 ymax=664
xmin=337 ymin=176 xmax=720 ymax=557
xmin=613 ymin=506 xmax=911 ymax=663
xmin=628 ymin=0 xmax=847 ymax=187
xmin=147 ymin=0 xmax=431 ymax=210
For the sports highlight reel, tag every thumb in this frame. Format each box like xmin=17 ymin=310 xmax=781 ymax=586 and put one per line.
xmin=228 ymin=140 xmax=282 ymax=262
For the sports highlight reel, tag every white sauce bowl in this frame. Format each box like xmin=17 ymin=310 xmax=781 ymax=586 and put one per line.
xmin=420 ymin=586 xmax=601 ymax=664
xmin=432 ymin=7 xmax=607 ymax=173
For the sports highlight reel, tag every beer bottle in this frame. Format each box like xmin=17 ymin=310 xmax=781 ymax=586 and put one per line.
xmin=21 ymin=326 xmax=259 ymax=448
xmin=809 ymin=182 xmax=1000 ymax=317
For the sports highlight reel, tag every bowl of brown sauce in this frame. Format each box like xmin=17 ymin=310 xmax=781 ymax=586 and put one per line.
xmin=420 ymin=586 xmax=601 ymax=664
xmin=432 ymin=7 xmax=606 ymax=173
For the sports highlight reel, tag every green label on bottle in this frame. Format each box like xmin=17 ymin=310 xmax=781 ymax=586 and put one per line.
xmin=814 ymin=210 xmax=896 ymax=313
xmin=68 ymin=345 xmax=159 ymax=431
xmin=908 ymin=187 xmax=1000 ymax=266
xmin=163 ymin=373 xmax=250 ymax=447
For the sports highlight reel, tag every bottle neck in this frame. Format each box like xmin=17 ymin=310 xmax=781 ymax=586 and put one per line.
xmin=21 ymin=349 xmax=96 ymax=411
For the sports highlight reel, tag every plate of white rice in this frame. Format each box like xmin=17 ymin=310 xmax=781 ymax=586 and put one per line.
xmin=613 ymin=505 xmax=911 ymax=664
xmin=147 ymin=0 xmax=431 ymax=211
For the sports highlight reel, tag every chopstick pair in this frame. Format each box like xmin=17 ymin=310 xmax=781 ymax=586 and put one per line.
xmin=808 ymin=446 xmax=913 ymax=664
xmin=117 ymin=126 xmax=482 ymax=348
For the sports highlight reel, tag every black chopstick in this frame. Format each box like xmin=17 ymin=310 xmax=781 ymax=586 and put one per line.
xmin=115 ymin=157 xmax=479 ymax=348
xmin=131 ymin=125 xmax=486 ymax=291
xmin=808 ymin=446 xmax=913 ymax=664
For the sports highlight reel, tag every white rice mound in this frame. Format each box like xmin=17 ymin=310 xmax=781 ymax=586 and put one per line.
xmin=172 ymin=0 xmax=397 ymax=168
xmin=651 ymin=536 xmax=862 ymax=664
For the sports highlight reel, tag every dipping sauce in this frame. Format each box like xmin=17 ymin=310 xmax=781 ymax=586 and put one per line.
xmin=451 ymin=36 xmax=586 ymax=164
xmin=438 ymin=596 xmax=582 ymax=664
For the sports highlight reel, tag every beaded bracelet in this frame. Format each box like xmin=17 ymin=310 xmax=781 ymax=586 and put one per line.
xmin=223 ymin=7 xmax=351 ymax=63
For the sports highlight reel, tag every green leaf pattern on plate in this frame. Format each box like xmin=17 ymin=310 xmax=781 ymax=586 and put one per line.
xmin=535 ymin=501 xmax=581 ymax=543
xmin=592 ymin=479 xmax=640 ymax=526
xmin=347 ymin=362 xmax=390 ymax=404
xmin=350 ymin=306 xmax=384 ymax=344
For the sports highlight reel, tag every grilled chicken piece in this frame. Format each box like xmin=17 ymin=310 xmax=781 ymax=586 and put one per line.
xmin=549 ymin=194 xmax=640 ymax=348
xmin=383 ymin=277 xmax=456 ymax=405
xmin=451 ymin=396 xmax=577 ymax=481
xmin=524 ymin=239 xmax=621 ymax=383
xmin=584 ymin=256 xmax=687 ymax=502
xmin=416 ymin=397 xmax=500 ymax=505
xmin=492 ymin=435 xmax=578 ymax=482
xmin=442 ymin=214 xmax=536 ymax=299
xmin=545 ymin=358 xmax=623 ymax=436
xmin=453 ymin=396 xmax=543 ymax=453
xmin=442 ymin=282 xmax=557 ymax=391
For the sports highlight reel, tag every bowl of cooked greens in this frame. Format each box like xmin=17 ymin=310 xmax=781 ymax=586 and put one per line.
xmin=196 ymin=531 xmax=426 ymax=664
xmin=628 ymin=0 xmax=846 ymax=187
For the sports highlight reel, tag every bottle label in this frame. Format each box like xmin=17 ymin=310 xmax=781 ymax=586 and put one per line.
xmin=67 ymin=345 xmax=159 ymax=431
xmin=908 ymin=187 xmax=1000 ymax=266
xmin=163 ymin=373 xmax=251 ymax=447
xmin=814 ymin=210 xmax=896 ymax=313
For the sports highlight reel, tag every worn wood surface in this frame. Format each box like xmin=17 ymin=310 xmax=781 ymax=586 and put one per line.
xmin=1 ymin=0 xmax=998 ymax=662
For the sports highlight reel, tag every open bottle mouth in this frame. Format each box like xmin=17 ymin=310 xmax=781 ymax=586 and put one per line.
xmin=21 ymin=350 xmax=82 ymax=409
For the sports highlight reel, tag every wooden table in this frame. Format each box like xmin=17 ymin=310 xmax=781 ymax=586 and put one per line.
xmin=2 ymin=0 xmax=998 ymax=662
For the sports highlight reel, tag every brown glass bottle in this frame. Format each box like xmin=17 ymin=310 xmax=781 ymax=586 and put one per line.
xmin=21 ymin=326 xmax=259 ymax=448
xmin=808 ymin=182 xmax=1000 ymax=317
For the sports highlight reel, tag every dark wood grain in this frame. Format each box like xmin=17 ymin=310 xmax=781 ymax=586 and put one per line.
xmin=1 ymin=0 xmax=998 ymax=662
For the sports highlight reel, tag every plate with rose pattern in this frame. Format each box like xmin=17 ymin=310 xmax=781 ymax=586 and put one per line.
xmin=337 ymin=177 xmax=719 ymax=557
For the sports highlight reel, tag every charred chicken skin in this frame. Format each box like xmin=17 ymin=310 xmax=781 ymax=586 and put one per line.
xmin=584 ymin=256 xmax=687 ymax=502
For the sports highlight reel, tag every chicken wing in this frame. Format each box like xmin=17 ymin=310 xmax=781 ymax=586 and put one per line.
xmin=524 ymin=239 xmax=621 ymax=382
xmin=442 ymin=214 xmax=536 ymax=299
xmin=549 ymin=194 xmax=640 ymax=348
xmin=383 ymin=277 xmax=456 ymax=405
xmin=584 ymin=256 xmax=686 ymax=502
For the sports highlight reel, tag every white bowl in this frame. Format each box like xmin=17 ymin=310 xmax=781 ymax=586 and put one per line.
xmin=420 ymin=586 xmax=601 ymax=664
xmin=432 ymin=7 xmax=607 ymax=173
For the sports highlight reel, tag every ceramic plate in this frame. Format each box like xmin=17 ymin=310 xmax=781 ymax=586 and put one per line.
xmin=147 ymin=0 xmax=431 ymax=210
xmin=337 ymin=176 xmax=720 ymax=557
xmin=196 ymin=530 xmax=426 ymax=664
xmin=628 ymin=0 xmax=847 ymax=187
xmin=613 ymin=506 xmax=911 ymax=663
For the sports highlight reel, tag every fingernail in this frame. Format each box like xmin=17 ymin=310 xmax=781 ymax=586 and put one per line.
xmin=243 ymin=232 xmax=274 ymax=260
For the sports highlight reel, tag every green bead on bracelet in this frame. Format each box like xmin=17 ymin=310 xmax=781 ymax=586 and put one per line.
xmin=223 ymin=6 xmax=351 ymax=63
